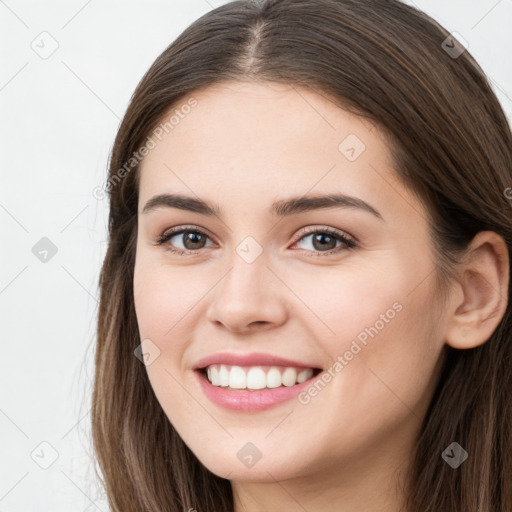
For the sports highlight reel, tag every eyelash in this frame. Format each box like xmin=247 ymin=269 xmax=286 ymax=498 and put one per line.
xmin=154 ymin=225 xmax=357 ymax=258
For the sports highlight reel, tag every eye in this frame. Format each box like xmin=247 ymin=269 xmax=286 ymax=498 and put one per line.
xmin=154 ymin=226 xmax=214 ymax=256
xmin=290 ymin=226 xmax=357 ymax=257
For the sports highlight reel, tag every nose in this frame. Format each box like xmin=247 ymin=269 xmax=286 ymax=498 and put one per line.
xmin=205 ymin=252 xmax=289 ymax=334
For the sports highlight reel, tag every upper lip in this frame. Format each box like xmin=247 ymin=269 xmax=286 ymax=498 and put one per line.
xmin=193 ymin=352 xmax=322 ymax=370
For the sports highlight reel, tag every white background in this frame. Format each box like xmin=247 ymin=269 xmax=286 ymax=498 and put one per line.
xmin=1 ymin=1 xmax=511 ymax=510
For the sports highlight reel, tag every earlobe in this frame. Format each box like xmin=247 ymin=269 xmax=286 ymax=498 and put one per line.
xmin=444 ymin=231 xmax=509 ymax=350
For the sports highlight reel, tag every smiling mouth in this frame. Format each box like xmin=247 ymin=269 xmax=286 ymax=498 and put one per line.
xmin=198 ymin=364 xmax=323 ymax=391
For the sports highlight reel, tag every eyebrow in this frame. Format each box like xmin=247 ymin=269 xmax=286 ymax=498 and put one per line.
xmin=141 ymin=192 xmax=384 ymax=220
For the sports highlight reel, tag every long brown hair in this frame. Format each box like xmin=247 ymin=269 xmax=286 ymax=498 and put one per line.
xmin=91 ymin=1 xmax=512 ymax=510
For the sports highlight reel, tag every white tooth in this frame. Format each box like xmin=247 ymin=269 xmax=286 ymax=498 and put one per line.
xmin=247 ymin=367 xmax=267 ymax=390
xmin=210 ymin=365 xmax=220 ymax=386
xmin=207 ymin=364 xmax=315 ymax=389
xmin=266 ymin=367 xmax=282 ymax=388
xmin=282 ymin=367 xmax=297 ymax=387
xmin=219 ymin=364 xmax=230 ymax=386
xmin=229 ymin=366 xmax=246 ymax=389
xmin=297 ymin=368 xmax=313 ymax=383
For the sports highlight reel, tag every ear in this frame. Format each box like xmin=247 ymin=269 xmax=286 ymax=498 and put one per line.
xmin=445 ymin=231 xmax=509 ymax=350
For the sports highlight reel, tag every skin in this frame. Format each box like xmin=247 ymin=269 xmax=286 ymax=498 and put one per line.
xmin=133 ymin=81 xmax=509 ymax=512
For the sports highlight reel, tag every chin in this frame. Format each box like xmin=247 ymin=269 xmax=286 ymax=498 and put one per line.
xmin=195 ymin=448 xmax=308 ymax=483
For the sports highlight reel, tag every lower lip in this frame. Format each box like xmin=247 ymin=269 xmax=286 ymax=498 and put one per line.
xmin=194 ymin=369 xmax=320 ymax=412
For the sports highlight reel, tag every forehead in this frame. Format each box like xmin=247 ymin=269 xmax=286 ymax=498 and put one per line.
xmin=137 ymin=80 xmax=423 ymax=222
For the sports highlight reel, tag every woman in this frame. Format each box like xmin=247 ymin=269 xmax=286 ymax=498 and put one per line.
xmin=92 ymin=1 xmax=512 ymax=510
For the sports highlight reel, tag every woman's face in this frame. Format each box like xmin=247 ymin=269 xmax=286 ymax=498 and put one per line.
xmin=133 ymin=81 xmax=449 ymax=484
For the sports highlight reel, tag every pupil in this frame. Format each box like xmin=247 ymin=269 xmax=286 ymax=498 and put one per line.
xmin=313 ymin=233 xmax=336 ymax=251
xmin=184 ymin=232 xmax=205 ymax=249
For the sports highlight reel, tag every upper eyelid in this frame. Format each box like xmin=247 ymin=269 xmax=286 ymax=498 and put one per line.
xmin=292 ymin=225 xmax=356 ymax=243
xmin=162 ymin=225 xmax=216 ymax=242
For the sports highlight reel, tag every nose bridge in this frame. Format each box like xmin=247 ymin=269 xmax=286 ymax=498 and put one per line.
xmin=219 ymin=241 xmax=271 ymax=305
xmin=206 ymin=237 xmax=287 ymax=331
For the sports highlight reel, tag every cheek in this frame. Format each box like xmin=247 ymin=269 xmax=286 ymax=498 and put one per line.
xmin=283 ymin=282 xmax=443 ymax=472
xmin=133 ymin=256 xmax=214 ymax=404
xmin=133 ymin=257 xmax=203 ymax=339
xmin=293 ymin=254 xmax=444 ymax=416
xmin=133 ymin=259 xmax=205 ymax=427
xmin=285 ymin=256 xmax=411 ymax=348
xmin=328 ymin=280 xmax=442 ymax=423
